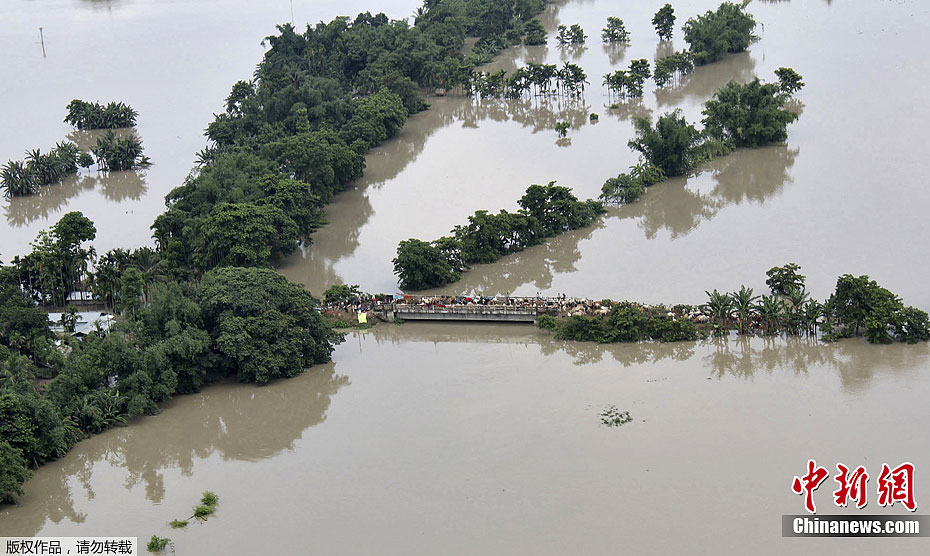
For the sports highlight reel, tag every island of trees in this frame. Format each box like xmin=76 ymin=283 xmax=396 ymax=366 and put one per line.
xmin=601 ymin=68 xmax=803 ymax=205
xmin=2 ymin=0 xmax=553 ymax=505
xmin=393 ymin=182 xmax=604 ymax=289
xmin=1 ymin=99 xmax=147 ymax=198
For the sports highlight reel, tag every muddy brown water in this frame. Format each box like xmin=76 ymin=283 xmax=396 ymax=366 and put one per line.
xmin=2 ymin=325 xmax=929 ymax=555
xmin=3 ymin=0 xmax=930 ymax=554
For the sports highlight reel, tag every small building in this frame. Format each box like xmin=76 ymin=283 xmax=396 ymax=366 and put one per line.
xmin=48 ymin=311 xmax=115 ymax=337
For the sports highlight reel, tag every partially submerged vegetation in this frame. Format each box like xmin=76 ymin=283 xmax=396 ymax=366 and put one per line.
xmin=600 ymin=406 xmax=633 ymax=427
xmin=683 ymin=2 xmax=757 ymax=65
xmin=601 ymin=69 xmax=802 ymax=205
xmin=1 ymin=0 xmax=553 ymax=505
xmin=652 ymin=4 xmax=676 ymax=41
xmin=536 ymin=264 xmax=930 ymax=345
xmin=601 ymin=17 xmax=630 ymax=43
xmin=393 ymin=183 xmax=604 ymax=290
xmin=64 ymin=99 xmax=138 ymax=130
xmin=146 ymin=536 xmax=171 ymax=553
xmin=2 ymin=100 xmax=148 ymax=198
xmin=556 ymin=24 xmax=587 ymax=46
xmin=154 ymin=0 xmax=548 ymax=270
xmin=1 ymin=142 xmax=86 ymax=198
xmin=91 ymin=131 xmax=150 ymax=171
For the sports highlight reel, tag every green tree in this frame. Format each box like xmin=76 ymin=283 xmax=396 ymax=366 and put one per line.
xmin=199 ymin=203 xmax=299 ymax=268
xmin=628 ymin=110 xmax=701 ymax=177
xmin=774 ymin=67 xmax=805 ymax=94
xmin=682 ymin=2 xmax=757 ymax=65
xmin=199 ymin=267 xmax=341 ymax=383
xmin=0 ymin=441 xmax=31 ymax=504
xmin=702 ymin=79 xmax=799 ymax=147
xmin=730 ymin=285 xmax=759 ymax=335
xmin=601 ymin=17 xmax=630 ymax=43
xmin=393 ymin=239 xmax=461 ymax=290
xmin=524 ymin=19 xmax=547 ymax=45
xmin=652 ymin=4 xmax=676 ymax=41
xmin=765 ymin=263 xmax=805 ymax=295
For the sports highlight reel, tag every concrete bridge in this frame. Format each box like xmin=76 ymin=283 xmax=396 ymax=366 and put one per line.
xmin=370 ymin=299 xmax=560 ymax=323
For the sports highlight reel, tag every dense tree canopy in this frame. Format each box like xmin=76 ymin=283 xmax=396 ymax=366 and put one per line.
xmin=394 ymin=183 xmax=603 ymax=289
xmin=702 ymin=78 xmax=798 ymax=147
xmin=628 ymin=110 xmax=702 ymax=177
xmin=683 ymin=2 xmax=757 ymax=65
xmin=199 ymin=267 xmax=342 ymax=383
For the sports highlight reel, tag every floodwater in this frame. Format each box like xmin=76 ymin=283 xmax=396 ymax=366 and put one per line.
xmin=277 ymin=0 xmax=930 ymax=310
xmin=3 ymin=0 xmax=930 ymax=554
xmin=2 ymin=325 xmax=929 ymax=555
xmin=1 ymin=0 xmax=421 ymax=257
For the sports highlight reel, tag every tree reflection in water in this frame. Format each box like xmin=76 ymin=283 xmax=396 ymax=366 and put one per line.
xmin=0 ymin=366 xmax=348 ymax=536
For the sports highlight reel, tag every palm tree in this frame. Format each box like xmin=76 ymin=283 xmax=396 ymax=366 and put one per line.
xmin=755 ymin=294 xmax=784 ymax=335
xmin=730 ymin=285 xmax=759 ymax=334
xmin=704 ymin=289 xmax=734 ymax=335
xmin=784 ymin=288 xmax=810 ymax=335
xmin=803 ymin=300 xmax=823 ymax=336
xmin=1 ymin=160 xmax=38 ymax=197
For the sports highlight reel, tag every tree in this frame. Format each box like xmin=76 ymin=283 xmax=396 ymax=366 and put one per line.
xmin=117 ymin=267 xmax=144 ymax=319
xmin=259 ymin=129 xmax=365 ymax=202
xmin=323 ymin=284 xmax=363 ymax=305
xmin=555 ymin=121 xmax=569 ymax=137
xmin=524 ymin=19 xmax=547 ymax=45
xmin=601 ymin=17 xmax=630 ymax=43
xmin=683 ymin=2 xmax=757 ymax=65
xmin=828 ymin=274 xmax=901 ymax=339
xmin=704 ymin=289 xmax=733 ymax=334
xmin=652 ymin=4 xmax=676 ymax=41
xmin=393 ymin=239 xmax=461 ymax=290
xmin=765 ymin=263 xmax=805 ymax=295
xmin=0 ymin=441 xmax=31 ymax=504
xmin=199 ymin=203 xmax=299 ymax=268
xmin=730 ymin=285 xmax=759 ymax=334
xmin=199 ymin=267 xmax=341 ymax=383
xmin=628 ymin=110 xmax=701 ymax=177
xmin=64 ymin=99 xmax=137 ymax=129
xmin=556 ymin=24 xmax=586 ymax=45
xmin=702 ymin=79 xmax=799 ymax=147
xmin=255 ymin=175 xmax=324 ymax=241
xmin=91 ymin=131 xmax=148 ymax=171
xmin=774 ymin=67 xmax=805 ymax=94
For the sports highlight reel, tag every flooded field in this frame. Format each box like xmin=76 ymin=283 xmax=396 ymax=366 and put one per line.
xmin=2 ymin=325 xmax=928 ymax=555
xmin=3 ymin=0 xmax=930 ymax=554
xmin=275 ymin=0 xmax=930 ymax=308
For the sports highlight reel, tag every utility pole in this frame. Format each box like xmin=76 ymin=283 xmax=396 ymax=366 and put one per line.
xmin=39 ymin=27 xmax=46 ymax=58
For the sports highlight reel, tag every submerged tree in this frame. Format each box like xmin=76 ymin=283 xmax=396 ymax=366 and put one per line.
xmin=628 ymin=110 xmax=701 ymax=177
xmin=91 ymin=131 xmax=149 ymax=171
xmin=774 ymin=67 xmax=805 ymax=94
xmin=394 ymin=239 xmax=461 ymax=290
xmin=601 ymin=17 xmax=630 ymax=43
xmin=652 ymin=4 xmax=676 ymax=41
xmin=199 ymin=266 xmax=342 ymax=383
xmin=556 ymin=24 xmax=587 ymax=45
xmin=702 ymin=78 xmax=798 ymax=147
xmin=682 ymin=2 xmax=757 ymax=65
xmin=64 ymin=99 xmax=138 ymax=129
